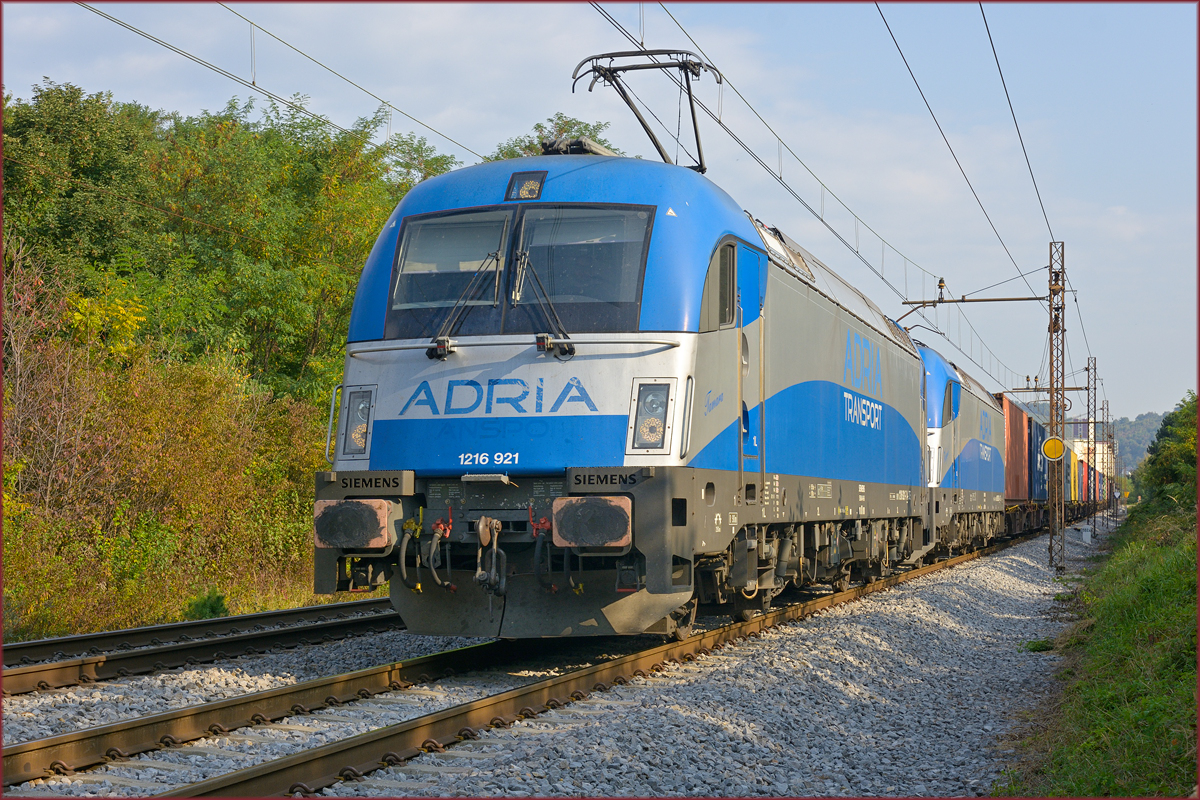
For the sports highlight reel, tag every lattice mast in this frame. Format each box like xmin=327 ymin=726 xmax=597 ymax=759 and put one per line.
xmin=1047 ymin=242 xmax=1067 ymax=570
xmin=1088 ymin=356 xmax=1097 ymax=538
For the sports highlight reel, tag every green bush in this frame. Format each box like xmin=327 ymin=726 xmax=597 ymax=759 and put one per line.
xmin=999 ymin=393 xmax=1197 ymax=797
xmin=184 ymin=589 xmax=230 ymax=620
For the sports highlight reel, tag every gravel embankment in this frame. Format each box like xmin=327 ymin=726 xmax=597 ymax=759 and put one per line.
xmin=318 ymin=521 xmax=1115 ymax=798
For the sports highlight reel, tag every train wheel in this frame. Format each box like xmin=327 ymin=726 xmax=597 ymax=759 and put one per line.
xmin=671 ymin=599 xmax=698 ymax=641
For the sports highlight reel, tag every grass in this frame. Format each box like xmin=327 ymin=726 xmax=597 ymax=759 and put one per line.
xmin=1 ymin=511 xmax=386 ymax=642
xmin=996 ymin=506 xmax=1197 ymax=796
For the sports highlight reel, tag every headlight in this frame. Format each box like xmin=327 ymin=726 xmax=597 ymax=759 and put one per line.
xmin=342 ymin=389 xmax=373 ymax=455
xmin=632 ymin=383 xmax=670 ymax=449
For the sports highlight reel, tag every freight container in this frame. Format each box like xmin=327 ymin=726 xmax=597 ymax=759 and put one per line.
xmin=1028 ymin=417 xmax=1049 ymax=501
xmin=1068 ymin=447 xmax=1078 ymax=503
xmin=999 ymin=395 xmax=1030 ymax=502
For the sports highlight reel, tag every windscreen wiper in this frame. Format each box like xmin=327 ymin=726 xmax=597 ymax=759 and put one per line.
xmin=426 ymin=224 xmax=507 ymax=359
xmin=511 ymin=249 xmax=574 ymax=357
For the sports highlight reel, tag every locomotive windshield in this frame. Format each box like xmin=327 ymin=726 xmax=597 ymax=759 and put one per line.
xmin=385 ymin=204 xmax=653 ymax=339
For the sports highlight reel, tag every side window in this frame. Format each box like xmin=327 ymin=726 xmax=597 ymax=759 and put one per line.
xmin=719 ymin=245 xmax=735 ymax=326
xmin=942 ymin=382 xmax=961 ymax=425
xmin=700 ymin=243 xmax=737 ymax=333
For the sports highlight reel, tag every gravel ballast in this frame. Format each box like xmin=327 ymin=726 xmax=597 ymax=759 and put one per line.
xmin=2 ymin=630 xmax=488 ymax=745
xmin=9 ymin=516 xmax=1119 ymax=797
xmin=319 ymin=523 xmax=1114 ymax=798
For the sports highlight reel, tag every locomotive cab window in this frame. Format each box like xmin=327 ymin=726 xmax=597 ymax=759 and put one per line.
xmin=385 ymin=204 xmax=653 ymax=339
xmin=507 ymin=205 xmax=653 ymax=334
xmin=700 ymin=243 xmax=736 ymax=332
xmin=388 ymin=208 xmax=513 ymax=338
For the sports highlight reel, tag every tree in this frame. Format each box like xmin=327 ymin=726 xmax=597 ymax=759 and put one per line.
xmin=1 ymin=81 xmax=167 ymax=270
xmin=2 ymin=82 xmax=461 ymax=399
xmin=1132 ymin=391 xmax=1197 ymax=509
xmin=487 ymin=112 xmax=623 ymax=160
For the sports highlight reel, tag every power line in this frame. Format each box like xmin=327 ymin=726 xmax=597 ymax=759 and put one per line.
xmin=661 ymin=1 xmax=1083 ymax=397
xmin=643 ymin=3 xmax=1022 ymax=390
xmin=654 ymin=3 xmax=1029 ymax=393
xmin=979 ymin=4 xmax=1098 ymax=367
xmin=76 ymin=2 xmax=477 ymax=172
xmin=596 ymin=3 xmax=1025 ymax=390
xmin=979 ymin=3 xmax=1054 ymax=241
xmin=1071 ymin=289 xmax=1093 ymax=356
xmin=76 ymin=4 xmax=376 ymax=148
xmin=216 ymin=3 xmax=483 ymax=160
xmin=874 ymin=3 xmax=1043 ymax=310
xmin=963 ymin=264 xmax=1047 ymax=297
xmin=656 ymin=1 xmax=941 ymax=293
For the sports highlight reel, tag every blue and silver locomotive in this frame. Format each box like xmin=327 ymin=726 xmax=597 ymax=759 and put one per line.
xmin=312 ymin=147 xmax=1002 ymax=638
xmin=309 ymin=48 xmax=1100 ymax=639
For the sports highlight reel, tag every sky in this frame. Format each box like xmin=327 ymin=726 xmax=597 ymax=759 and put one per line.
xmin=3 ymin=2 xmax=1195 ymax=420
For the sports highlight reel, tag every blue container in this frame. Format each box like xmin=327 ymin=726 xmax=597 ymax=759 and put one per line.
xmin=1028 ymin=418 xmax=1049 ymax=501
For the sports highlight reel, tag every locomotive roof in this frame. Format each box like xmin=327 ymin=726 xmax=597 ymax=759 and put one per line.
xmin=348 ymin=155 xmax=759 ymax=340
xmin=348 ymin=154 xmax=921 ymax=350
xmin=917 ymin=344 xmax=1002 ymax=410
xmin=769 ymin=232 xmax=916 ymax=355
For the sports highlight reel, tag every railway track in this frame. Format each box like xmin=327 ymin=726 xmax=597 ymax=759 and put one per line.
xmin=2 ymin=598 xmax=398 ymax=696
xmin=5 ymin=532 xmax=1037 ymax=796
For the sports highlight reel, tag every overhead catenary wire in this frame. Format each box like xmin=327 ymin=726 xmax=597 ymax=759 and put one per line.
xmin=622 ymin=3 xmax=1023 ymax=390
xmin=979 ymin=3 xmax=1053 ymax=242
xmin=657 ymin=1 xmax=941 ymax=293
xmin=216 ymin=3 xmax=483 ymax=160
xmin=78 ymin=4 xmax=373 ymax=148
xmin=874 ymin=3 xmax=1044 ymax=312
xmin=76 ymin=3 xmax=483 ymax=164
xmin=979 ymin=4 xmax=1098 ymax=368
xmin=632 ymin=3 xmax=1021 ymax=390
xmin=979 ymin=2 xmax=1098 ymax=364
xmin=962 ymin=264 xmax=1048 ymax=298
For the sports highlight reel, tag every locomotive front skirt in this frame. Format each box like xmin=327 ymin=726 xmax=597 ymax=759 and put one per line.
xmin=313 ymin=153 xmax=1074 ymax=639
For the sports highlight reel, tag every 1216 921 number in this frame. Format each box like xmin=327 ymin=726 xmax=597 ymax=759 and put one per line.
xmin=459 ymin=452 xmax=519 ymax=466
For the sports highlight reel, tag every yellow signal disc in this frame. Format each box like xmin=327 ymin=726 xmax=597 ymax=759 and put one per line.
xmin=1042 ymin=436 xmax=1065 ymax=461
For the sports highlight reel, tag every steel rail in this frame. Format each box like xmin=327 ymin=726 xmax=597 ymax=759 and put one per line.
xmin=2 ymin=611 xmax=404 ymax=696
xmin=2 ymin=640 xmax=521 ymax=787
xmin=3 ymin=598 xmax=393 ymax=668
xmin=157 ymin=532 xmax=1041 ymax=797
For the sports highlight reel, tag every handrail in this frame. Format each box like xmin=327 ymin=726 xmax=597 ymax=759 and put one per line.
xmin=323 ymin=384 xmax=343 ymax=465
xmin=348 ymin=337 xmax=682 ymax=358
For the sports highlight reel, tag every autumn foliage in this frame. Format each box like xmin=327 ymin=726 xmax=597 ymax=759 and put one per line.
xmin=2 ymin=80 xmax=614 ymax=638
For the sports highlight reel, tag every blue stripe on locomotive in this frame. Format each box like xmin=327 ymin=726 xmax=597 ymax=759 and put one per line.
xmin=940 ymin=438 xmax=1006 ymax=494
xmin=919 ymin=345 xmax=1005 ymax=495
xmin=688 ymin=381 xmax=923 ymax=486
xmin=346 ymin=156 xmax=761 ymax=342
xmin=369 ymin=416 xmax=628 ymax=475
